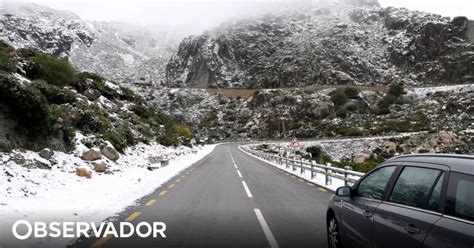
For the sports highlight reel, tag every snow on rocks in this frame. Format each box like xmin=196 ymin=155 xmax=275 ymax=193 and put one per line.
xmin=81 ymin=148 xmax=102 ymax=161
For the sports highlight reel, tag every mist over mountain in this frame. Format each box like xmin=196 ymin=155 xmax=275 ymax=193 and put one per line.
xmin=0 ymin=2 xmax=182 ymax=87
xmin=165 ymin=0 xmax=474 ymax=88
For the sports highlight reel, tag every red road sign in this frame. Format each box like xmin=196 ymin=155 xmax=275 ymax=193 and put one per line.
xmin=289 ymin=137 xmax=301 ymax=148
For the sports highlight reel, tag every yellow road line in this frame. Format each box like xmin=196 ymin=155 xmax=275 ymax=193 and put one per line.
xmin=91 ymin=234 xmax=112 ymax=247
xmin=318 ymin=188 xmax=327 ymax=192
xmin=159 ymin=190 xmax=168 ymax=196
xmin=175 ymin=179 xmax=181 ymax=183
xmin=168 ymin=184 xmax=175 ymax=189
xmin=125 ymin=211 xmax=141 ymax=222
xmin=307 ymin=182 xmax=315 ymax=187
xmin=298 ymin=179 xmax=304 ymax=182
xmin=145 ymin=199 xmax=157 ymax=206
xmin=291 ymin=175 xmax=296 ymax=178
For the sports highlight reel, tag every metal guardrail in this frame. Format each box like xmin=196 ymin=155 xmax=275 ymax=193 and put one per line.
xmin=240 ymin=146 xmax=365 ymax=186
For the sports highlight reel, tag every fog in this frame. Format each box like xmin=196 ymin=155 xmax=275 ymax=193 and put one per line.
xmin=6 ymin=0 xmax=474 ymax=35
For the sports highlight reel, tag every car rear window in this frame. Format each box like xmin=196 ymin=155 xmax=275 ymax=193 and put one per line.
xmin=389 ymin=166 xmax=443 ymax=210
xmin=445 ymin=172 xmax=474 ymax=222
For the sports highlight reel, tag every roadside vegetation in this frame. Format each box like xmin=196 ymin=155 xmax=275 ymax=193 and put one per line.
xmin=0 ymin=41 xmax=192 ymax=152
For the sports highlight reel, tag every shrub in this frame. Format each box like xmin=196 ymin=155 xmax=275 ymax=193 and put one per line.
xmin=344 ymin=87 xmax=359 ymax=99
xmin=75 ymin=103 xmax=111 ymax=133
xmin=130 ymin=104 xmax=153 ymax=119
xmin=20 ymin=51 xmax=76 ymax=86
xmin=31 ymin=80 xmax=76 ymax=104
xmin=0 ymin=41 xmax=16 ymax=73
xmin=175 ymin=124 xmax=191 ymax=138
xmin=331 ymin=90 xmax=348 ymax=106
xmin=345 ymin=103 xmax=358 ymax=112
xmin=102 ymin=124 xmax=136 ymax=152
xmin=0 ymin=74 xmax=54 ymax=137
xmin=336 ymin=107 xmax=348 ymax=118
xmin=335 ymin=126 xmax=364 ymax=137
xmin=388 ymin=84 xmax=404 ymax=98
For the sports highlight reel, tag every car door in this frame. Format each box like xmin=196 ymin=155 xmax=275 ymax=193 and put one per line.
xmin=422 ymin=172 xmax=474 ymax=248
xmin=341 ymin=165 xmax=398 ymax=248
xmin=372 ymin=164 xmax=448 ymax=248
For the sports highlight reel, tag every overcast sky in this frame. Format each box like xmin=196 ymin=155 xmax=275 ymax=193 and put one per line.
xmin=7 ymin=0 xmax=474 ymax=34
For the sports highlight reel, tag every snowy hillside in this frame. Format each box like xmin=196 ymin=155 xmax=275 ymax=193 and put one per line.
xmin=166 ymin=1 xmax=474 ymax=88
xmin=0 ymin=3 xmax=180 ymax=87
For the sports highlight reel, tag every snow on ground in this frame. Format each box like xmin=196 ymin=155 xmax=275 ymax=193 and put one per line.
xmin=239 ymin=146 xmax=354 ymax=192
xmin=407 ymin=83 xmax=474 ymax=97
xmin=0 ymin=141 xmax=216 ymax=247
xmin=254 ymin=132 xmax=421 ymax=162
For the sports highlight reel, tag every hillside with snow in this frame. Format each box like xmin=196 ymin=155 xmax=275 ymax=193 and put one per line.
xmin=0 ymin=3 xmax=181 ymax=87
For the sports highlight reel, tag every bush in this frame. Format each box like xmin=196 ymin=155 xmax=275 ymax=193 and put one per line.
xmin=344 ymin=87 xmax=359 ymax=99
xmin=388 ymin=84 xmax=404 ymax=98
xmin=0 ymin=41 xmax=16 ymax=73
xmin=102 ymin=124 xmax=136 ymax=152
xmin=20 ymin=51 xmax=76 ymax=86
xmin=336 ymin=107 xmax=348 ymax=118
xmin=0 ymin=74 xmax=54 ymax=137
xmin=175 ymin=124 xmax=191 ymax=138
xmin=345 ymin=103 xmax=358 ymax=112
xmin=31 ymin=80 xmax=76 ymax=104
xmin=331 ymin=90 xmax=348 ymax=106
xmin=335 ymin=126 xmax=364 ymax=137
xmin=75 ymin=103 xmax=111 ymax=133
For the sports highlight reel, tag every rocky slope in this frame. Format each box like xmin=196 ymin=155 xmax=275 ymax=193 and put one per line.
xmin=166 ymin=1 xmax=474 ymax=88
xmin=0 ymin=3 xmax=179 ymax=87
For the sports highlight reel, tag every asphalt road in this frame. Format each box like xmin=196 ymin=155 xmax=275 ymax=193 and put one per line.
xmin=73 ymin=144 xmax=332 ymax=248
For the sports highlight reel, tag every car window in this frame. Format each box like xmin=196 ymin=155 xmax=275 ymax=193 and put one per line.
xmin=445 ymin=173 xmax=474 ymax=221
xmin=389 ymin=167 xmax=442 ymax=209
xmin=427 ymin=173 xmax=444 ymax=211
xmin=357 ymin=166 xmax=396 ymax=200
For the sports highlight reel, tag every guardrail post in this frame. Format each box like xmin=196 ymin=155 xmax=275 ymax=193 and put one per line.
xmin=344 ymin=166 xmax=352 ymax=186
xmin=292 ymin=156 xmax=296 ymax=171
xmin=285 ymin=156 xmax=289 ymax=169
xmin=325 ymin=163 xmax=332 ymax=185
xmin=311 ymin=161 xmax=316 ymax=179
xmin=300 ymin=158 xmax=305 ymax=174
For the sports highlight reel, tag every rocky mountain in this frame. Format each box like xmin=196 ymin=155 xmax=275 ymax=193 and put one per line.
xmin=165 ymin=1 xmax=474 ymax=88
xmin=0 ymin=3 xmax=180 ymax=87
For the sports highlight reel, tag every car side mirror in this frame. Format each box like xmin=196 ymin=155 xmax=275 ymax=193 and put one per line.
xmin=336 ymin=186 xmax=352 ymax=197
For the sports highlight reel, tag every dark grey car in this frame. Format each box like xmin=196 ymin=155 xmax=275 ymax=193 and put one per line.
xmin=326 ymin=154 xmax=474 ymax=248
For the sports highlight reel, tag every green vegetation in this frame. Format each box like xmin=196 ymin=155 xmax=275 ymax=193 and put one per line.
xmin=305 ymin=145 xmax=332 ymax=164
xmin=0 ymin=45 xmax=190 ymax=152
xmin=0 ymin=41 xmax=16 ymax=73
xmin=0 ymin=74 xmax=54 ymax=137
xmin=30 ymin=80 xmax=76 ymax=104
xmin=330 ymin=90 xmax=348 ymax=106
xmin=344 ymin=86 xmax=359 ymax=99
xmin=175 ymin=124 xmax=191 ymax=138
xmin=376 ymin=84 xmax=405 ymax=115
xmin=199 ymin=111 xmax=218 ymax=128
xmin=19 ymin=49 xmax=76 ymax=86
xmin=336 ymin=107 xmax=348 ymax=118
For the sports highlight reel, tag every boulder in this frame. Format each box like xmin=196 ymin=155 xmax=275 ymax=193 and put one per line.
xmin=92 ymin=161 xmax=107 ymax=173
xmin=82 ymin=148 xmax=102 ymax=161
xmin=38 ymin=148 xmax=54 ymax=160
xmin=353 ymin=152 xmax=371 ymax=164
xmin=76 ymin=167 xmax=92 ymax=178
xmin=438 ymin=131 xmax=456 ymax=145
xmin=381 ymin=141 xmax=397 ymax=154
xmin=101 ymin=146 xmax=120 ymax=161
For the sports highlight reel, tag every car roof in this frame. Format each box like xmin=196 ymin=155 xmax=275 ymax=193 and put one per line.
xmin=386 ymin=154 xmax=474 ymax=174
